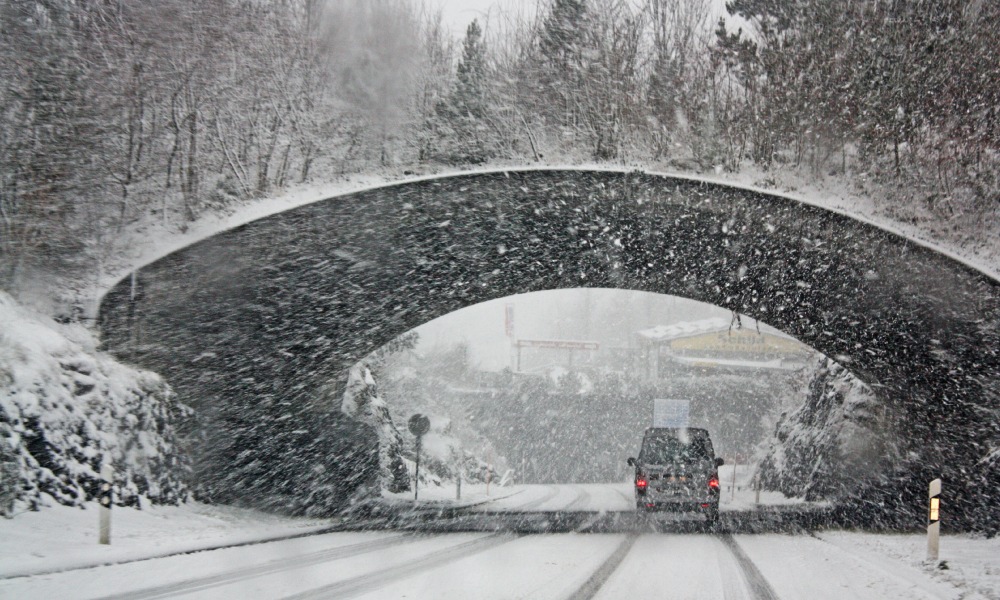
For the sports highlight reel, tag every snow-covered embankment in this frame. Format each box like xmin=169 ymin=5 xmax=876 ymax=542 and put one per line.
xmin=0 ymin=292 xmax=189 ymax=515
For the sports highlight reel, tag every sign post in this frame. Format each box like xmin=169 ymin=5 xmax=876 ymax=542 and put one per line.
xmin=927 ymin=478 xmax=942 ymax=562
xmin=98 ymin=463 xmax=113 ymax=545
xmin=408 ymin=414 xmax=430 ymax=502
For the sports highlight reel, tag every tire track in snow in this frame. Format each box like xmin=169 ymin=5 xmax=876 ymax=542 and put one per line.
xmin=612 ymin=487 xmax=634 ymax=509
xmin=717 ymin=533 xmax=779 ymax=600
xmin=507 ymin=485 xmax=561 ymax=511
xmin=284 ymin=532 xmax=521 ymax=599
xmin=1 ymin=524 xmax=355 ymax=580
xmin=562 ymin=485 xmax=593 ymax=511
xmin=95 ymin=533 xmax=418 ymax=600
xmin=565 ymin=534 xmax=639 ymax=600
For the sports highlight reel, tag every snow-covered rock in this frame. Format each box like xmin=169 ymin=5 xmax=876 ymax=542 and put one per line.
xmin=0 ymin=292 xmax=189 ymax=514
xmin=341 ymin=364 xmax=410 ymax=493
xmin=756 ymin=357 xmax=894 ymax=501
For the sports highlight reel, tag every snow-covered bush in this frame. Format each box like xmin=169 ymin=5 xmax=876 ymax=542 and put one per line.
xmin=0 ymin=292 xmax=189 ymax=514
xmin=756 ymin=357 xmax=894 ymax=501
xmin=401 ymin=416 xmax=501 ymax=487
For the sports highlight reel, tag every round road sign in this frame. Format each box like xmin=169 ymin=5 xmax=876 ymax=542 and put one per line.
xmin=408 ymin=413 xmax=430 ymax=436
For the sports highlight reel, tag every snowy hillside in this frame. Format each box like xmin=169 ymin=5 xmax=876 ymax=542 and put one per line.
xmin=0 ymin=292 xmax=189 ymax=514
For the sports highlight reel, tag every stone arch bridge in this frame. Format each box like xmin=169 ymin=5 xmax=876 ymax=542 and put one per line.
xmin=99 ymin=169 xmax=999 ymax=525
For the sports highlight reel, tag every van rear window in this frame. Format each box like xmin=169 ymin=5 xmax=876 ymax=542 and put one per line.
xmin=640 ymin=435 xmax=711 ymax=464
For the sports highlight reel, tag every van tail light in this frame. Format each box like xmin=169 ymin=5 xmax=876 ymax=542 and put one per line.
xmin=708 ymin=477 xmax=720 ymax=490
xmin=636 ymin=477 xmax=648 ymax=490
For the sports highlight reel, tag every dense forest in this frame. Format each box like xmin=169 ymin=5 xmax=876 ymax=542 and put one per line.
xmin=2 ymin=0 xmax=997 ymax=303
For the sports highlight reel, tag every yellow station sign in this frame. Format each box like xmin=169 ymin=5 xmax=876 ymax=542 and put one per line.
xmin=668 ymin=329 xmax=809 ymax=358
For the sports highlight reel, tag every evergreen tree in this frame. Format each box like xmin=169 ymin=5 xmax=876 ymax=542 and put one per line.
xmin=539 ymin=0 xmax=588 ymax=70
xmin=432 ymin=19 xmax=497 ymax=164
xmin=534 ymin=0 xmax=590 ymax=130
xmin=453 ymin=20 xmax=488 ymax=119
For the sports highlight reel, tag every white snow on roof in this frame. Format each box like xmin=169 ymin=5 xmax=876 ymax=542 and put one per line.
xmin=637 ymin=317 xmax=795 ymax=342
xmin=639 ymin=318 xmax=732 ymax=341
xmin=672 ymin=355 xmax=804 ymax=371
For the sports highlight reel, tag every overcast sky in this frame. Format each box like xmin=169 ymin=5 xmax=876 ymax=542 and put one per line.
xmin=437 ymin=0 xmax=540 ymax=38
xmin=436 ymin=0 xmax=739 ymax=40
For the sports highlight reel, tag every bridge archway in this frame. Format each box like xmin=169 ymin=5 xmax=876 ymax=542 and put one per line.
xmin=99 ymin=169 xmax=999 ymax=522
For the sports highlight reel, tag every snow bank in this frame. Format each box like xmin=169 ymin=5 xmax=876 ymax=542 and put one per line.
xmin=0 ymin=292 xmax=189 ymax=513
xmin=0 ymin=499 xmax=331 ymax=578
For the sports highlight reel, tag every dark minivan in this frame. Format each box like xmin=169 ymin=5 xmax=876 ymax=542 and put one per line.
xmin=627 ymin=427 xmax=723 ymax=522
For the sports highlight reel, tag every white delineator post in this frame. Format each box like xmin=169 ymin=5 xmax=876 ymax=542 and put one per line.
xmin=927 ymin=478 xmax=942 ymax=562
xmin=99 ymin=464 xmax=113 ymax=545
xmin=731 ymin=454 xmax=738 ymax=501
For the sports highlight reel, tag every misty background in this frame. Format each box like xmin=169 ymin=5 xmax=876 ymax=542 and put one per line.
xmin=414 ymin=288 xmax=725 ymax=371
xmin=374 ymin=289 xmax=814 ymax=485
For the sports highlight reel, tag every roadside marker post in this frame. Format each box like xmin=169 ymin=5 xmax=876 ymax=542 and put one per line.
xmin=98 ymin=463 xmax=113 ymax=545
xmin=408 ymin=414 xmax=430 ymax=502
xmin=731 ymin=454 xmax=738 ymax=502
xmin=927 ymin=478 xmax=942 ymax=562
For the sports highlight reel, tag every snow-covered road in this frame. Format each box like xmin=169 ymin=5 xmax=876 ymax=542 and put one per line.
xmin=468 ymin=483 xmax=634 ymax=513
xmin=2 ymin=484 xmax=996 ymax=599
xmin=1 ymin=528 xmax=986 ymax=599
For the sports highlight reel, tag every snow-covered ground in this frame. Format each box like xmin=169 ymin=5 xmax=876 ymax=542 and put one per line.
xmin=0 ymin=480 xmax=805 ymax=579
xmin=0 ymin=500 xmax=332 ymax=578
xmin=2 ymin=491 xmax=997 ymax=600
xmin=817 ymin=530 xmax=1000 ymax=600
xmin=383 ymin=481 xmax=522 ymax=509
xmin=716 ymin=463 xmax=814 ymax=511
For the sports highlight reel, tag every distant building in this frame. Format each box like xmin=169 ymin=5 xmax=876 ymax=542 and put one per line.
xmin=636 ymin=318 xmax=814 ymax=380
